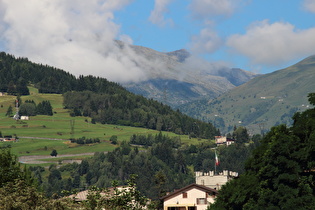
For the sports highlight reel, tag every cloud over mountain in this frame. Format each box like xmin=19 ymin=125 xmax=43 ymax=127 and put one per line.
xmin=0 ymin=0 xmax=149 ymax=83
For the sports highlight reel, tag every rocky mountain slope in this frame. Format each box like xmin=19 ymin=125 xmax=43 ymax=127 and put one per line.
xmin=179 ymin=55 xmax=315 ymax=134
xmin=117 ymin=42 xmax=257 ymax=107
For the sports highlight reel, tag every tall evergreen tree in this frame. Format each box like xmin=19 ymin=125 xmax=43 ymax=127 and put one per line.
xmin=0 ymin=149 xmax=33 ymax=187
xmin=5 ymin=105 xmax=13 ymax=117
xmin=36 ymin=100 xmax=53 ymax=116
xmin=6 ymin=81 xmax=16 ymax=95
xmin=16 ymin=78 xmax=30 ymax=95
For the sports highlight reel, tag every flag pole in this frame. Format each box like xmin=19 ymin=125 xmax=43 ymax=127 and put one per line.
xmin=214 ymin=149 xmax=217 ymax=175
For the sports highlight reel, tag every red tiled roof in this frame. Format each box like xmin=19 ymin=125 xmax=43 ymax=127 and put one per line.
xmin=160 ymin=183 xmax=218 ymax=200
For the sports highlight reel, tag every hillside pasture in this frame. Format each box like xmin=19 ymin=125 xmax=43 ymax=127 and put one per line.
xmin=0 ymin=90 xmax=211 ymax=164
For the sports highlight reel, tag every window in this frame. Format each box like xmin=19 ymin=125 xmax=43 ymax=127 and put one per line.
xmin=182 ymin=192 xmax=187 ymax=198
xmin=206 ymin=192 xmax=213 ymax=198
xmin=196 ymin=198 xmax=206 ymax=205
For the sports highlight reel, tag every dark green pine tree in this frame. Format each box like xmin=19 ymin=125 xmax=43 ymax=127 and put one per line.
xmin=233 ymin=126 xmax=250 ymax=144
xmin=16 ymin=78 xmax=30 ymax=95
xmin=5 ymin=105 xmax=13 ymax=117
xmin=6 ymin=81 xmax=17 ymax=96
xmin=36 ymin=100 xmax=53 ymax=116
xmin=43 ymin=101 xmax=53 ymax=116
xmin=0 ymin=149 xmax=34 ymax=187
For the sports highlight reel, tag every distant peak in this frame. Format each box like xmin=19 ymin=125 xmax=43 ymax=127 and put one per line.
xmin=165 ymin=49 xmax=190 ymax=62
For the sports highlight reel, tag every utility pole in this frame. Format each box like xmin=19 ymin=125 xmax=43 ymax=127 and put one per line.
xmin=70 ymin=119 xmax=75 ymax=139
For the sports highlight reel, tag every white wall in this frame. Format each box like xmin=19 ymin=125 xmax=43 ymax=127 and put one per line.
xmin=164 ymin=188 xmax=215 ymax=210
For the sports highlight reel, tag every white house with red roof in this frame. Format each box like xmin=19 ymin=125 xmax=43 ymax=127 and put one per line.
xmin=215 ymin=136 xmax=235 ymax=146
xmin=161 ymin=183 xmax=218 ymax=210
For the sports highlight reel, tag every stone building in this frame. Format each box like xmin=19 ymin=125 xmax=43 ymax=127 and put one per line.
xmin=195 ymin=170 xmax=238 ymax=190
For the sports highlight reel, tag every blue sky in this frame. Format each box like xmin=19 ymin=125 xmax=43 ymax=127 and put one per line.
xmin=115 ymin=0 xmax=315 ymax=73
xmin=0 ymin=0 xmax=315 ymax=82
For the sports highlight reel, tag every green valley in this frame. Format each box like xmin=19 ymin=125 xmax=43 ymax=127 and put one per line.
xmin=0 ymin=89 xmax=208 ymax=160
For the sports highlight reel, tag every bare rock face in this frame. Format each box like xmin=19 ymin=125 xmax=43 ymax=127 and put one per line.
xmin=165 ymin=49 xmax=190 ymax=62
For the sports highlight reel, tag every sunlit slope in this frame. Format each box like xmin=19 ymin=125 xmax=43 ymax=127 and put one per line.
xmin=180 ymin=55 xmax=315 ymax=134
xmin=0 ymin=89 xmax=209 ymax=157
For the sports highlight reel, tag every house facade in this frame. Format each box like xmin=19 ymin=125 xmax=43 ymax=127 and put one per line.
xmin=20 ymin=116 xmax=29 ymax=120
xmin=161 ymin=184 xmax=218 ymax=210
xmin=215 ymin=136 xmax=235 ymax=146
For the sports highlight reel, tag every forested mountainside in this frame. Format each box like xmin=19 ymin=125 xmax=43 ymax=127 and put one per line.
xmin=180 ymin=55 xmax=315 ymax=134
xmin=0 ymin=52 xmax=219 ymax=139
xmin=0 ymin=52 xmax=123 ymax=95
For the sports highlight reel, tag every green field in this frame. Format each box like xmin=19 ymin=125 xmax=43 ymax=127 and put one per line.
xmin=0 ymin=88 xmax=209 ymax=162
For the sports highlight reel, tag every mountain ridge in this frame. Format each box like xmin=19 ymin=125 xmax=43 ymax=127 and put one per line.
xmin=179 ymin=55 xmax=315 ymax=134
xmin=118 ymin=42 xmax=258 ymax=107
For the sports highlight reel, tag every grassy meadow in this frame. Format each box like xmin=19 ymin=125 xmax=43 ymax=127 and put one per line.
xmin=0 ymin=87 xmax=210 ymax=162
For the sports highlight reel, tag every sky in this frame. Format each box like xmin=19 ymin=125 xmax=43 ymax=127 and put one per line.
xmin=0 ymin=0 xmax=315 ymax=83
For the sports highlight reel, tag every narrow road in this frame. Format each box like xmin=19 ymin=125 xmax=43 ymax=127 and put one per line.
xmin=18 ymin=153 xmax=95 ymax=164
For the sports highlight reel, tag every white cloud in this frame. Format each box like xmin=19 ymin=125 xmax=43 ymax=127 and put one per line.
xmin=0 ymin=0 xmax=155 ymax=83
xmin=189 ymin=0 xmax=237 ymax=19
xmin=187 ymin=0 xmax=245 ymax=56
xmin=303 ymin=0 xmax=315 ymax=13
xmin=179 ymin=55 xmax=229 ymax=74
xmin=226 ymin=20 xmax=315 ymax=65
xmin=149 ymin=0 xmax=173 ymax=26
xmin=119 ymin=34 xmax=134 ymax=45
xmin=189 ymin=27 xmax=223 ymax=54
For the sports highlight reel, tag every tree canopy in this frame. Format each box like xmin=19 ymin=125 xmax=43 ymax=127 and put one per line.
xmin=63 ymin=91 xmax=219 ymax=139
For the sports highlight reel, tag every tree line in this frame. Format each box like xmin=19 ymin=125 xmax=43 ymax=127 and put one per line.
xmin=129 ymin=132 xmax=181 ymax=148
xmin=5 ymin=98 xmax=53 ymax=117
xmin=63 ymin=91 xmax=220 ymax=139
xmin=0 ymin=52 xmax=127 ymax=95
xmin=70 ymin=136 xmax=101 ymax=145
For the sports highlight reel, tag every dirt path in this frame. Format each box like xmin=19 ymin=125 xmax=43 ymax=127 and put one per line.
xmin=19 ymin=153 xmax=95 ymax=164
xmin=19 ymin=136 xmax=70 ymax=141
